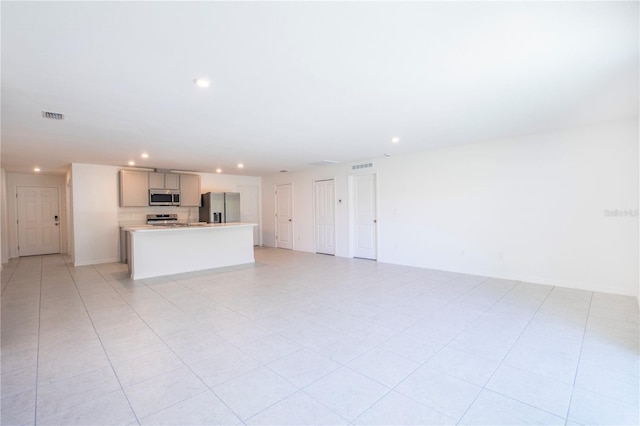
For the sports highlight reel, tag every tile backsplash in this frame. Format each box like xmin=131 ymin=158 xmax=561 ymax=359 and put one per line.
xmin=118 ymin=206 xmax=200 ymax=226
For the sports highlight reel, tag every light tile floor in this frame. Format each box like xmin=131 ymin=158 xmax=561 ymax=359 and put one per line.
xmin=1 ymin=248 xmax=639 ymax=425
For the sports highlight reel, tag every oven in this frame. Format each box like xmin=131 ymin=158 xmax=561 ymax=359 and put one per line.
xmin=146 ymin=213 xmax=179 ymax=225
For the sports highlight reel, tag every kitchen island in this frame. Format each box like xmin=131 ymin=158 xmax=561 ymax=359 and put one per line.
xmin=124 ymin=223 xmax=257 ymax=280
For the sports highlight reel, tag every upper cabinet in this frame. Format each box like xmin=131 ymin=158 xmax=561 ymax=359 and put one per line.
xmin=120 ymin=170 xmax=149 ymax=207
xmin=120 ymin=170 xmax=200 ymax=207
xmin=149 ymin=172 xmax=180 ymax=190
xmin=180 ymin=174 xmax=201 ymax=207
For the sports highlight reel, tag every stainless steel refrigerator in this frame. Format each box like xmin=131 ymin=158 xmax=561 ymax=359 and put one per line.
xmin=199 ymin=192 xmax=241 ymax=223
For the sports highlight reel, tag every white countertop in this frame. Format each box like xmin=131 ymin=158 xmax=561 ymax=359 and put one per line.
xmin=123 ymin=222 xmax=256 ymax=232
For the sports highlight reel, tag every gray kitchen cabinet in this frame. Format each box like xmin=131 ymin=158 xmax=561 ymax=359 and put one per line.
xmin=148 ymin=172 xmax=163 ymax=189
xmin=149 ymin=172 xmax=180 ymax=190
xmin=180 ymin=174 xmax=201 ymax=207
xmin=120 ymin=170 xmax=149 ymax=207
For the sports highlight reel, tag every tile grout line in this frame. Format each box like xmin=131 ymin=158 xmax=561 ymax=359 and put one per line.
xmin=350 ymin=275 xmax=512 ymax=423
xmin=26 ymin=253 xmax=337 ymax=423
xmin=137 ymin=274 xmax=334 ymax=423
xmin=563 ymin=291 xmax=594 ymax=426
xmin=3 ymin=251 xmax=637 ymax=425
xmin=455 ymin=284 xmax=565 ymax=425
xmin=0 ymin=260 xmax=19 ymax=296
xmin=33 ymin=256 xmax=43 ymax=426
xmin=62 ymin=258 xmax=142 ymax=425
xmin=392 ymin=277 xmax=525 ymax=424
xmin=344 ymin=275 xmax=497 ymax=424
xmin=110 ymin=260 xmax=387 ymax=424
xmin=95 ymin=268 xmax=247 ymax=424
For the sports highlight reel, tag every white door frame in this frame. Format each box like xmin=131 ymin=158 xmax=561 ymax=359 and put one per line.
xmin=313 ymin=178 xmax=336 ymax=255
xmin=15 ymin=185 xmax=62 ymax=256
xmin=348 ymin=172 xmax=378 ymax=260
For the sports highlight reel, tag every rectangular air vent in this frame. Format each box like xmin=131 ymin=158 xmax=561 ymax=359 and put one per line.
xmin=42 ymin=111 xmax=64 ymax=120
xmin=308 ymin=160 xmax=340 ymax=167
xmin=352 ymin=162 xmax=374 ymax=170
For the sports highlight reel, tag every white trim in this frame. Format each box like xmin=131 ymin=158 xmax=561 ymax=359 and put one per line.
xmin=73 ymin=257 xmax=120 ymax=267
xmin=379 ymin=259 xmax=638 ymax=297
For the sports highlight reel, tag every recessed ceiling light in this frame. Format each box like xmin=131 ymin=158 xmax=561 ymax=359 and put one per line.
xmin=33 ymin=167 xmax=41 ymax=172
xmin=391 ymin=137 xmax=400 ymax=143
xmin=194 ymin=77 xmax=210 ymax=88
xmin=128 ymin=161 xmax=135 ymax=166
xmin=237 ymin=163 xmax=244 ymax=169
xmin=141 ymin=153 xmax=149 ymax=159
xmin=216 ymin=168 xmax=222 ymax=173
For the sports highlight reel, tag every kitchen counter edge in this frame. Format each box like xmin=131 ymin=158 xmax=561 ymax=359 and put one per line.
xmin=122 ymin=222 xmax=257 ymax=232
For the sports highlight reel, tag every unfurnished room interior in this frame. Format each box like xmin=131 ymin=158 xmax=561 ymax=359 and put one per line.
xmin=1 ymin=1 xmax=638 ymax=425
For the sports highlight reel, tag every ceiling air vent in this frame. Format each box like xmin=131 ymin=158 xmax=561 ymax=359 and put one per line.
xmin=42 ymin=111 xmax=64 ymax=120
xmin=308 ymin=160 xmax=340 ymax=167
xmin=352 ymin=162 xmax=374 ymax=170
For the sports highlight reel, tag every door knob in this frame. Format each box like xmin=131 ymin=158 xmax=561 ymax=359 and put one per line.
xmin=288 ymin=219 xmax=292 ymax=222
xmin=373 ymin=219 xmax=377 ymax=223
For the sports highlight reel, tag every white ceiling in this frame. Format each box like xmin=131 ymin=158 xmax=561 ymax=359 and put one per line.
xmin=1 ymin=1 xmax=638 ymax=176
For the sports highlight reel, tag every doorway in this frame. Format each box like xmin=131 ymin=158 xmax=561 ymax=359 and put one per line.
xmin=17 ymin=186 xmax=61 ymax=256
xmin=275 ymin=183 xmax=293 ymax=249
xmin=350 ymin=173 xmax=377 ymax=260
xmin=314 ymin=179 xmax=335 ymax=255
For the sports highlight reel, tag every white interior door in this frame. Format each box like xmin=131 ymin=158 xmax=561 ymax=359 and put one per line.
xmin=352 ymin=174 xmax=377 ymax=260
xmin=17 ymin=186 xmax=61 ymax=256
xmin=314 ymin=179 xmax=335 ymax=255
xmin=275 ymin=183 xmax=293 ymax=249
xmin=238 ymin=185 xmax=260 ymax=245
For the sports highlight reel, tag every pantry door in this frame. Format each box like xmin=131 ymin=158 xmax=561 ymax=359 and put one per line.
xmin=275 ymin=183 xmax=293 ymax=249
xmin=17 ymin=186 xmax=61 ymax=256
xmin=314 ymin=179 xmax=335 ymax=255
xmin=351 ymin=173 xmax=377 ymax=260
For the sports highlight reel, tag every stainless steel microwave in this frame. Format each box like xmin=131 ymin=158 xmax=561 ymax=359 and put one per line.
xmin=149 ymin=189 xmax=180 ymax=206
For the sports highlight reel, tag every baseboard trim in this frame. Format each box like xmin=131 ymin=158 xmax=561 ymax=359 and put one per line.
xmin=73 ymin=257 xmax=119 ymax=267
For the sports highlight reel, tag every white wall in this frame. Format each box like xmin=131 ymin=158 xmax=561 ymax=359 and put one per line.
xmin=3 ymin=172 xmax=69 ymax=260
xmin=262 ymin=166 xmax=353 ymax=256
xmin=200 ymin=173 xmax=261 ymax=194
xmin=70 ymin=164 xmax=120 ymax=266
xmin=65 ymin=169 xmax=74 ymax=263
xmin=200 ymin=173 xmax=263 ymax=245
xmin=1 ymin=169 xmax=9 ymax=265
xmin=262 ymin=119 xmax=639 ymax=297
xmin=70 ymin=163 xmax=262 ymax=265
